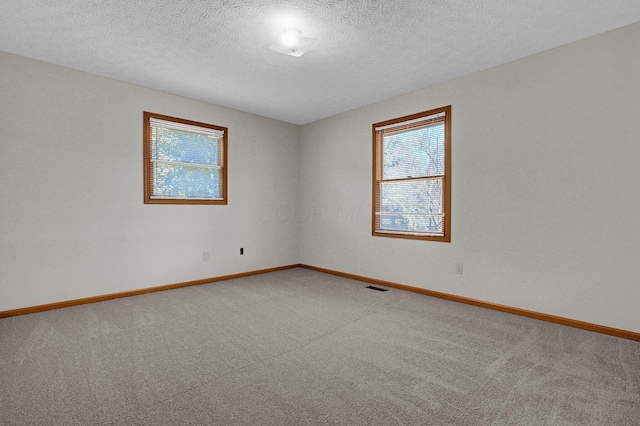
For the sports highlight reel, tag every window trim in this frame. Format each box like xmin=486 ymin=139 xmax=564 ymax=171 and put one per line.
xmin=372 ymin=105 xmax=451 ymax=242
xmin=143 ymin=111 xmax=228 ymax=205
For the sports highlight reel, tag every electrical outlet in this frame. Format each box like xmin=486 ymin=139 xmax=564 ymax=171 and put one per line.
xmin=240 ymin=248 xmax=244 ymax=255
xmin=455 ymin=263 xmax=463 ymax=274
xmin=203 ymin=252 xmax=209 ymax=261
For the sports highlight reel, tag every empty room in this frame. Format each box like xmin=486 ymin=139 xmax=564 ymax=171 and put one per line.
xmin=1 ymin=1 xmax=639 ymax=425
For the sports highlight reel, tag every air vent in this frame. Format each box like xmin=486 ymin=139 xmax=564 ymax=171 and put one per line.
xmin=366 ymin=285 xmax=388 ymax=292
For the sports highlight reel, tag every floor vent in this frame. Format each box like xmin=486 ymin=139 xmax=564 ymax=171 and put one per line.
xmin=366 ymin=285 xmax=388 ymax=292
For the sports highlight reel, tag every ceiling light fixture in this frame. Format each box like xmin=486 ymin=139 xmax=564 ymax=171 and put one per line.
xmin=269 ymin=28 xmax=316 ymax=57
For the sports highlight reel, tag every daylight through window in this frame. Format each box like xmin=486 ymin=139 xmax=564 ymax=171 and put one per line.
xmin=143 ymin=112 xmax=227 ymax=204
xmin=373 ymin=106 xmax=451 ymax=241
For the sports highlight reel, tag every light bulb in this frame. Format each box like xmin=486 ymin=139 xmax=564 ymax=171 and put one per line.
xmin=269 ymin=28 xmax=316 ymax=57
xmin=281 ymin=29 xmax=301 ymax=48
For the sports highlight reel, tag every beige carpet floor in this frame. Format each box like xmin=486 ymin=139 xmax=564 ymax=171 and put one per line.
xmin=1 ymin=267 xmax=638 ymax=425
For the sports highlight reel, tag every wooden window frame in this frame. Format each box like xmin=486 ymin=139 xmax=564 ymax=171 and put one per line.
xmin=143 ymin=111 xmax=228 ymax=205
xmin=372 ymin=105 xmax=451 ymax=242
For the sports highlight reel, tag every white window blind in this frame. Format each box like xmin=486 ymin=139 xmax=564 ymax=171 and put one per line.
xmin=144 ymin=112 xmax=227 ymax=204
xmin=149 ymin=117 xmax=225 ymax=138
xmin=373 ymin=106 xmax=451 ymax=241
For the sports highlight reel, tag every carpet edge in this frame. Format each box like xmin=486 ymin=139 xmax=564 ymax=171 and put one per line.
xmin=0 ymin=264 xmax=301 ymax=319
xmin=298 ymin=264 xmax=640 ymax=342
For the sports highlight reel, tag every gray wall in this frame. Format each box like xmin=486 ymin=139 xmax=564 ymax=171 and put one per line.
xmin=298 ymin=23 xmax=640 ymax=333
xmin=0 ymin=52 xmax=300 ymax=311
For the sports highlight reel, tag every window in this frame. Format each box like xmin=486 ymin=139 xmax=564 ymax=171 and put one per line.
xmin=372 ymin=106 xmax=451 ymax=241
xmin=143 ymin=112 xmax=227 ymax=204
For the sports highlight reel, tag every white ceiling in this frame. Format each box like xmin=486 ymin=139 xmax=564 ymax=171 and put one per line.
xmin=2 ymin=1 xmax=640 ymax=125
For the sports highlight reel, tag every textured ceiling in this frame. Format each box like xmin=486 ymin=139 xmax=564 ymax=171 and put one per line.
xmin=1 ymin=1 xmax=640 ymax=125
